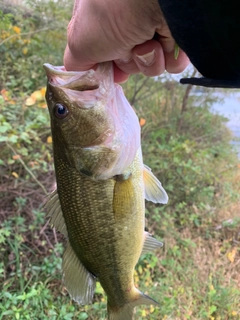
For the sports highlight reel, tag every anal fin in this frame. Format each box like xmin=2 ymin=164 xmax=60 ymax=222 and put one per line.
xmin=143 ymin=165 xmax=168 ymax=204
xmin=142 ymin=232 xmax=163 ymax=255
xmin=62 ymin=242 xmax=96 ymax=305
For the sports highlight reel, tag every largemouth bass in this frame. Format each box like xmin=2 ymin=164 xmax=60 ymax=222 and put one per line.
xmin=44 ymin=63 xmax=168 ymax=320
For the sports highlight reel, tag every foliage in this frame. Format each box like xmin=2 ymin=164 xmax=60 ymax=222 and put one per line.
xmin=0 ymin=0 xmax=71 ymax=93
xmin=123 ymin=74 xmax=239 ymax=230
xmin=1 ymin=2 xmax=240 ymax=319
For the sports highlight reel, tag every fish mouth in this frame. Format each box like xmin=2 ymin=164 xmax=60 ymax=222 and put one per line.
xmin=43 ymin=63 xmax=112 ymax=92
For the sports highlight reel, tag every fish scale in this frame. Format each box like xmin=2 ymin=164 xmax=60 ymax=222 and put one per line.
xmin=54 ymin=152 xmax=147 ymax=310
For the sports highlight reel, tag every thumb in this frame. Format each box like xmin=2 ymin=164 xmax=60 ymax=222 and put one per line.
xmin=64 ymin=45 xmax=97 ymax=71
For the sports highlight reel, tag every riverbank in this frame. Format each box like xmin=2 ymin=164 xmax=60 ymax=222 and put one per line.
xmin=211 ymin=91 xmax=240 ymax=156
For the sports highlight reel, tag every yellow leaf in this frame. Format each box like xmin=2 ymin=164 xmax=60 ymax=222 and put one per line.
xmin=25 ymin=97 xmax=36 ymax=106
xmin=138 ymin=265 xmax=143 ymax=274
xmin=150 ymin=305 xmax=155 ymax=313
xmin=31 ymin=90 xmax=42 ymax=101
xmin=227 ymin=248 xmax=237 ymax=263
xmin=209 ymin=285 xmax=215 ymax=291
xmin=1 ymin=30 xmax=11 ymax=39
xmin=22 ymin=47 xmax=28 ymax=55
xmin=12 ymin=26 xmax=21 ymax=34
xmin=139 ymin=118 xmax=146 ymax=127
xmin=141 ymin=310 xmax=146 ymax=317
xmin=40 ymin=87 xmax=46 ymax=97
xmin=12 ymin=172 xmax=19 ymax=178
xmin=232 ymin=311 xmax=238 ymax=316
xmin=23 ymin=39 xmax=30 ymax=45
xmin=47 ymin=136 xmax=52 ymax=144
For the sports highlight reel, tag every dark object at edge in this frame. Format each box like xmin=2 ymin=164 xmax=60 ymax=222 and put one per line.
xmin=180 ymin=77 xmax=240 ymax=88
xmin=159 ymin=0 xmax=240 ymax=88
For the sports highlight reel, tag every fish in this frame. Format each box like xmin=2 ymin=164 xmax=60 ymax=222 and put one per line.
xmin=43 ymin=62 xmax=168 ymax=320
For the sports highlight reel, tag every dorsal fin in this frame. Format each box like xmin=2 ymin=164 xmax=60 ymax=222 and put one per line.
xmin=45 ymin=190 xmax=68 ymax=237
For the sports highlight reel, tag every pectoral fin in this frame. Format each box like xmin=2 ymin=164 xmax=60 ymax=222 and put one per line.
xmin=142 ymin=232 xmax=163 ymax=255
xmin=45 ymin=190 xmax=68 ymax=237
xmin=63 ymin=243 xmax=96 ymax=305
xmin=143 ymin=165 xmax=168 ymax=204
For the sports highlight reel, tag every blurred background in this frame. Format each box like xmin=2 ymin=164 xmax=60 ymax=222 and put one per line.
xmin=0 ymin=1 xmax=240 ymax=319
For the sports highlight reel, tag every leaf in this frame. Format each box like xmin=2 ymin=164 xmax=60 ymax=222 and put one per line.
xmin=12 ymin=154 xmax=21 ymax=160
xmin=12 ymin=172 xmax=19 ymax=178
xmin=140 ymin=118 xmax=146 ymax=126
xmin=40 ymin=87 xmax=46 ymax=97
xmin=47 ymin=136 xmax=52 ymax=144
xmin=174 ymin=43 xmax=180 ymax=59
xmin=25 ymin=97 xmax=36 ymax=106
xmin=209 ymin=305 xmax=217 ymax=315
xmin=22 ymin=47 xmax=28 ymax=55
xmin=0 ymin=122 xmax=11 ymax=133
xmin=31 ymin=90 xmax=43 ymax=101
xmin=227 ymin=248 xmax=237 ymax=263
xmin=12 ymin=26 xmax=21 ymax=34
xmin=8 ymin=135 xmax=18 ymax=143
xmin=79 ymin=312 xmax=88 ymax=320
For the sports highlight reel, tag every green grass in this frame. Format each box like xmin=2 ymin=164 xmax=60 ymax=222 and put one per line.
xmin=1 ymin=200 xmax=240 ymax=319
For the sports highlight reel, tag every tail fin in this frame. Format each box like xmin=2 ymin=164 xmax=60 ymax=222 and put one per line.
xmin=108 ymin=289 xmax=158 ymax=320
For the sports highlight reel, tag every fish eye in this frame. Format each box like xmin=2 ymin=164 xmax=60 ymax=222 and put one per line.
xmin=54 ymin=103 xmax=69 ymax=119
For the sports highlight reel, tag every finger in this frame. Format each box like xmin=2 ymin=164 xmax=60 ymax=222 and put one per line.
xmin=64 ymin=45 xmax=97 ymax=71
xmin=155 ymin=33 xmax=190 ymax=73
xmin=132 ymin=40 xmax=165 ymax=77
xmin=114 ymin=56 xmax=140 ymax=73
xmin=113 ymin=63 xmax=130 ymax=83
xmin=165 ymin=49 xmax=190 ymax=73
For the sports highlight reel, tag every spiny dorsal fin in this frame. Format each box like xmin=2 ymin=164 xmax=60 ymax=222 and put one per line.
xmin=142 ymin=232 xmax=163 ymax=255
xmin=45 ymin=190 xmax=68 ymax=237
xmin=143 ymin=165 xmax=168 ymax=204
xmin=63 ymin=242 xmax=96 ymax=305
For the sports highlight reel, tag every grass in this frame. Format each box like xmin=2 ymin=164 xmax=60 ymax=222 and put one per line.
xmin=1 ymin=184 xmax=240 ymax=319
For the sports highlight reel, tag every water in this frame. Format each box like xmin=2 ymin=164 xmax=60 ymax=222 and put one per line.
xmin=211 ymin=92 xmax=240 ymax=156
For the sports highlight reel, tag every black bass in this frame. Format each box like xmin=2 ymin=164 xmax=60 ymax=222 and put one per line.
xmin=44 ymin=63 xmax=168 ymax=320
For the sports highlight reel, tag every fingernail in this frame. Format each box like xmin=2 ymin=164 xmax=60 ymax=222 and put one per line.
xmin=136 ymin=50 xmax=155 ymax=66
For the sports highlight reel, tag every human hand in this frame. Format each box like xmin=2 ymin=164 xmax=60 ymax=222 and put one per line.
xmin=64 ymin=0 xmax=189 ymax=83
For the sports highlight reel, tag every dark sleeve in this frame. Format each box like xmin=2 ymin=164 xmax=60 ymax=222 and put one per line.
xmin=158 ymin=0 xmax=240 ymax=81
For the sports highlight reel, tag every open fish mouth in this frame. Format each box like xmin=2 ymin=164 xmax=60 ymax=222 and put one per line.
xmin=43 ymin=63 xmax=113 ymax=92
